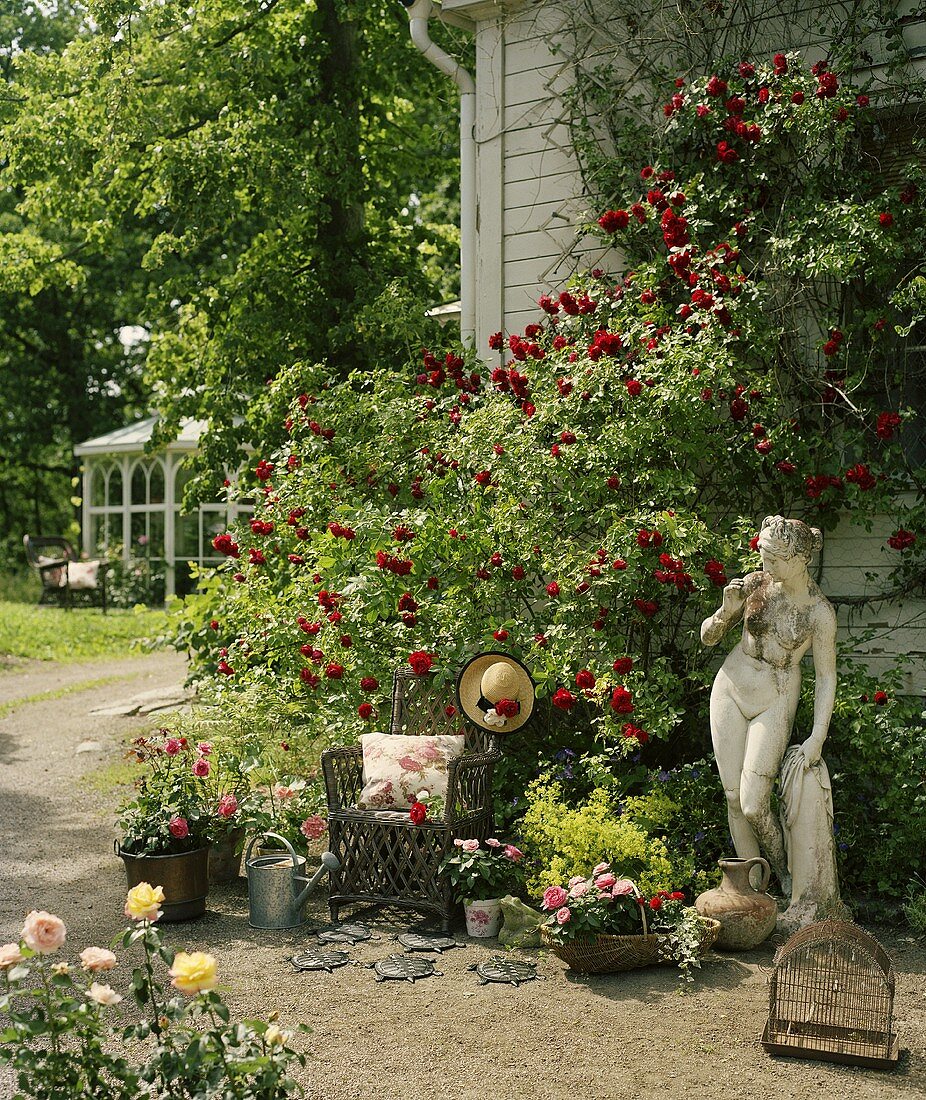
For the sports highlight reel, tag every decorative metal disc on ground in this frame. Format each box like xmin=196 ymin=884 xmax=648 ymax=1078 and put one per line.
xmin=316 ymin=922 xmax=374 ymax=945
xmin=397 ymin=932 xmax=464 ymax=953
xmin=371 ymin=954 xmax=441 ymax=983
xmin=290 ymin=948 xmax=351 ymax=972
xmin=470 ymin=957 xmax=539 ymax=986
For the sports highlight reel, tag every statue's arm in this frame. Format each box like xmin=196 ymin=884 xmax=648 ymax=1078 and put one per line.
xmin=802 ymin=599 xmax=838 ymax=768
xmin=700 ymin=575 xmax=750 ymax=646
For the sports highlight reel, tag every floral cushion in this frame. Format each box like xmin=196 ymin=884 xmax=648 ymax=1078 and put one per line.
xmin=357 ymin=732 xmax=464 ymax=811
xmin=68 ymin=561 xmax=100 ymax=590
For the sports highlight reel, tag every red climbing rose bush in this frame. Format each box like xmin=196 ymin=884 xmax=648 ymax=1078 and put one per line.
xmin=174 ymin=54 xmax=925 ymax=897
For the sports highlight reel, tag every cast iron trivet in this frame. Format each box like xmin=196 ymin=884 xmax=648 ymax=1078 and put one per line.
xmin=316 ymin=922 xmax=374 ymax=945
xmin=470 ymin=957 xmax=539 ymax=986
xmin=369 ymin=954 xmax=441 ymax=983
xmin=290 ymin=948 xmax=351 ymax=972
xmin=396 ymin=931 xmax=464 ymax=953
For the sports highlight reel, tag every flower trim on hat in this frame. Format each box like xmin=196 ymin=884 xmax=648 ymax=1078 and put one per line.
xmin=477 ymin=694 xmax=520 ymax=728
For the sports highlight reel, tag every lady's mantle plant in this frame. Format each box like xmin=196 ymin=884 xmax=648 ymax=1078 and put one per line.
xmin=439 ymin=838 xmax=524 ymax=902
xmin=0 ymin=889 xmax=305 ymax=1099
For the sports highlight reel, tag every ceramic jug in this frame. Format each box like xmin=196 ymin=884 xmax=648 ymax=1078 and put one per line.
xmin=695 ymin=857 xmax=778 ymax=950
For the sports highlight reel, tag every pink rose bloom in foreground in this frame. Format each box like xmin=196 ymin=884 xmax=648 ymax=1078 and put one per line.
xmin=612 ymin=879 xmax=636 ymax=897
xmin=21 ymin=911 xmax=66 ymax=954
xmin=196 ymin=741 xmax=213 ymax=756
xmin=217 ymin=794 xmax=238 ymax=818
xmin=80 ymin=947 xmax=117 ymax=972
xmin=169 ymin=816 xmax=189 ymax=839
xmin=569 ymin=881 xmax=589 ymax=899
xmin=87 ymin=982 xmax=122 ymax=1006
xmin=485 ymin=838 xmax=502 ymax=848
xmin=504 ymin=845 xmax=524 ymax=861
xmin=164 ymin=738 xmax=182 ymax=756
xmin=461 ymin=839 xmax=480 ymax=853
xmin=192 ymin=758 xmax=210 ymax=777
xmin=542 ymin=886 xmax=568 ymax=911
xmin=593 ymin=862 xmax=611 ymax=876
xmin=555 ymin=906 xmax=572 ymax=925
xmin=595 ymin=872 xmax=617 ymax=890
xmin=0 ymin=943 xmax=24 ymax=969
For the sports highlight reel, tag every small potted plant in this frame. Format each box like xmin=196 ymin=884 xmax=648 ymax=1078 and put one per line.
xmin=538 ymin=861 xmax=719 ymax=979
xmin=439 ymin=838 xmax=524 ymax=937
xmin=117 ymin=731 xmax=248 ymax=919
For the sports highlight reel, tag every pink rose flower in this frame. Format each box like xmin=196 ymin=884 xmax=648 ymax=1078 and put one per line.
xmin=612 ymin=879 xmax=636 ymax=897
xmin=300 ymin=814 xmax=327 ymax=841
xmin=453 ymin=838 xmax=465 ymax=847
xmin=169 ymin=816 xmax=189 ymax=839
xmin=87 ymin=982 xmax=122 ymax=1006
xmin=595 ymin=873 xmax=617 ymax=890
xmin=461 ymin=839 xmax=480 ymax=853
xmin=196 ymin=742 xmax=213 ymax=756
xmin=485 ymin=837 xmax=502 ymax=848
xmin=592 ymin=862 xmax=611 ymax=876
xmin=80 ymin=947 xmax=117 ymax=972
xmin=504 ymin=845 xmax=524 ymax=861
xmin=555 ymin=906 xmax=572 ymax=925
xmin=542 ymin=886 xmax=568 ymax=910
xmin=0 ymin=943 xmax=24 ymax=969
xmin=21 ymin=911 xmax=66 ymax=954
xmin=275 ymin=785 xmax=294 ymax=800
xmin=192 ymin=758 xmax=210 ymax=777
xmin=569 ymin=881 xmax=589 ymax=898
xmin=164 ymin=738 xmax=182 ymax=755
xmin=568 ymin=875 xmax=585 ymax=888
xmin=217 ymin=794 xmax=238 ymax=818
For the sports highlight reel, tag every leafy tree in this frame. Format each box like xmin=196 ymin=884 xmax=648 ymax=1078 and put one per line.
xmin=1 ymin=0 xmax=464 ymax=525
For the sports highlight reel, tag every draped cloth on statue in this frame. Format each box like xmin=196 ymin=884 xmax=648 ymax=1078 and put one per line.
xmin=778 ymin=746 xmax=848 ymax=931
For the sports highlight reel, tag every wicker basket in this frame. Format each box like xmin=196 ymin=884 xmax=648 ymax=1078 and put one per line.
xmin=540 ymin=917 xmax=722 ymax=974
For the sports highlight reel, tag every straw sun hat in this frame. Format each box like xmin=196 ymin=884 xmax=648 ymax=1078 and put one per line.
xmin=456 ymin=652 xmax=535 ymax=735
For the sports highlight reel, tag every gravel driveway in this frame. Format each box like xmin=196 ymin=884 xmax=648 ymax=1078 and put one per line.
xmin=1 ymin=652 xmax=924 ymax=1100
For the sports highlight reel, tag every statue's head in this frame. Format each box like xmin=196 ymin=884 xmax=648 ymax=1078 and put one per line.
xmin=758 ymin=515 xmax=823 ymax=563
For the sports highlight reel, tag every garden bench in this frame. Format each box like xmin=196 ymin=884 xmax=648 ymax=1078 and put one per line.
xmin=23 ymin=535 xmax=107 ymax=613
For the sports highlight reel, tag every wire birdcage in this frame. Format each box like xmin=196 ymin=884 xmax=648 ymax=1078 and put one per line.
xmin=762 ymin=920 xmax=899 ymax=1068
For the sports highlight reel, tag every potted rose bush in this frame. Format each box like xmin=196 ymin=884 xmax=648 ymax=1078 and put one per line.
xmin=439 ymin=838 xmax=524 ymax=937
xmin=117 ymin=731 xmax=249 ymax=919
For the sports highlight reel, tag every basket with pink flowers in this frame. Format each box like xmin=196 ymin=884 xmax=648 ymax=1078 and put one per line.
xmin=538 ymin=863 xmax=720 ymax=978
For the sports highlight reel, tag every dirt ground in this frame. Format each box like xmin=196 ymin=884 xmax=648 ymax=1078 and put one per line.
xmin=1 ymin=651 xmax=924 ymax=1100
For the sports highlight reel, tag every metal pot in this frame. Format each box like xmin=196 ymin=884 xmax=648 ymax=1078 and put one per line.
xmin=117 ymin=843 xmax=211 ymax=921
xmin=245 ymin=832 xmax=338 ymax=929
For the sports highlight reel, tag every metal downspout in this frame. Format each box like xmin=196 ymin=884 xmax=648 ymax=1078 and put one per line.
xmin=403 ymin=0 xmax=476 ymax=347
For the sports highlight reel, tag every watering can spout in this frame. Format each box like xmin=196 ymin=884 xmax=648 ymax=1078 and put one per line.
xmin=294 ymin=850 xmax=340 ymax=909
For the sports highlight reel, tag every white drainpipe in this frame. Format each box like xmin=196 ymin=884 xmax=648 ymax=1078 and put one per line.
xmin=403 ymin=0 xmax=476 ymax=347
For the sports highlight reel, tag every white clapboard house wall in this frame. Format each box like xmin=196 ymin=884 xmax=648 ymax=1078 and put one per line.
xmin=438 ymin=0 xmax=926 ymax=691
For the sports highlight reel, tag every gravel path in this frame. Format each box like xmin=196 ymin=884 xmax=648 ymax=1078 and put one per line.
xmin=1 ymin=652 xmax=924 ymax=1099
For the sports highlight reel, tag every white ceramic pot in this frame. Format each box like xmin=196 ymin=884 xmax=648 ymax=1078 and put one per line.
xmin=463 ymin=897 xmax=502 ymax=938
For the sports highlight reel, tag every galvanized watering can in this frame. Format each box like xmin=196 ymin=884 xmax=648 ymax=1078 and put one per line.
xmin=245 ymin=832 xmax=339 ymax=929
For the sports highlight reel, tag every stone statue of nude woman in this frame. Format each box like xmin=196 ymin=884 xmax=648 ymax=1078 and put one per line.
xmin=701 ymin=515 xmax=845 ymax=927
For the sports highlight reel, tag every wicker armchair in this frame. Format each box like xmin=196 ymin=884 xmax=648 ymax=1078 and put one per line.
xmin=23 ymin=535 xmax=107 ymax=613
xmin=321 ymin=667 xmax=500 ymax=932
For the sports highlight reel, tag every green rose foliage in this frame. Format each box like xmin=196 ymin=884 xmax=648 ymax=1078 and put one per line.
xmin=175 ymin=55 xmax=923 ymax=892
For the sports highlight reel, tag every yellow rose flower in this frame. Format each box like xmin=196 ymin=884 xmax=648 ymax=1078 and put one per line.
xmin=125 ymin=882 xmax=165 ymax=922
xmin=169 ymin=951 xmax=218 ymax=995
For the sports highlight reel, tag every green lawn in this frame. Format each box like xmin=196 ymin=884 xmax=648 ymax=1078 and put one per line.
xmin=0 ymin=601 xmax=170 ymax=662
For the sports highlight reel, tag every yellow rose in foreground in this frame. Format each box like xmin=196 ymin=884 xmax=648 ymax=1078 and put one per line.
xmin=125 ymin=882 xmax=165 ymax=922
xmin=169 ymin=951 xmax=218 ymax=995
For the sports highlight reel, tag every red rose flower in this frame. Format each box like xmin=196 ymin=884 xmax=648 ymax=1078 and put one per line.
xmin=576 ymin=669 xmax=596 ymax=690
xmin=706 ymin=74 xmax=728 ymax=96
xmin=598 ymin=209 xmax=630 ymax=233
xmin=408 ymin=801 xmax=427 ymax=825
xmin=716 ymin=141 xmax=739 ymax=164
xmin=887 ymin=528 xmax=916 ymax=551
xmin=546 ymin=581 xmax=560 ymax=597
xmin=773 ymin=52 xmax=788 ymax=74
xmin=876 ymin=411 xmax=902 ymax=439
xmin=873 ymin=690 xmax=889 ymax=706
xmin=408 ymin=651 xmax=434 ymax=675
xmin=325 ymin=662 xmax=344 ymax=680
xmin=622 ymin=723 xmax=649 ymax=744
xmin=474 ymin=470 xmax=492 ymax=486
xmin=358 ymin=703 xmax=374 ymax=720
xmin=493 ymin=628 xmax=509 ymax=642
xmin=610 ymin=686 xmax=634 ymax=714
xmin=360 ymin=676 xmax=379 ymax=692
xmin=612 ymin=657 xmax=634 ymax=674
xmin=445 ymin=704 xmax=457 ymax=717
xmin=552 ymin=688 xmax=576 ymax=711
xmin=879 ymin=211 xmax=894 ymax=228
xmin=495 ymin=698 xmax=519 ymax=718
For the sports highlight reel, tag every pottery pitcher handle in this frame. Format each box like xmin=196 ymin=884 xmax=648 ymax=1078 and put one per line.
xmin=743 ymin=856 xmax=771 ymax=893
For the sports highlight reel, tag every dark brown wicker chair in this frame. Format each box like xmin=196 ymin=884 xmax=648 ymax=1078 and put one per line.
xmin=23 ymin=535 xmax=107 ymax=613
xmin=321 ymin=667 xmax=500 ymax=932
